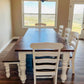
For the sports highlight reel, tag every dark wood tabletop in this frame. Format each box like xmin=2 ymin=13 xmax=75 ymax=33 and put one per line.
xmin=15 ymin=28 xmax=74 ymax=52
xmin=3 ymin=28 xmax=74 ymax=62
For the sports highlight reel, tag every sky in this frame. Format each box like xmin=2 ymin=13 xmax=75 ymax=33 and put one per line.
xmin=24 ymin=1 xmax=56 ymax=14
xmin=24 ymin=1 xmax=84 ymax=15
xmin=74 ymin=4 xmax=84 ymax=14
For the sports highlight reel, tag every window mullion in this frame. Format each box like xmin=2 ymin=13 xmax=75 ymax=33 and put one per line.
xmin=39 ymin=1 xmax=41 ymax=23
xmin=55 ymin=2 xmax=57 ymax=27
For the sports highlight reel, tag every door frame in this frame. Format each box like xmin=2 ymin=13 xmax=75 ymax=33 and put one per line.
xmin=68 ymin=0 xmax=84 ymax=30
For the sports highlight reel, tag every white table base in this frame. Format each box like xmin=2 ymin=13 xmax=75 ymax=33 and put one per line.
xmin=18 ymin=51 xmax=70 ymax=84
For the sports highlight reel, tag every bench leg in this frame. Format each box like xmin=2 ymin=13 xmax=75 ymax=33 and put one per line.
xmin=4 ymin=63 xmax=10 ymax=78
xmin=17 ymin=63 xmax=21 ymax=77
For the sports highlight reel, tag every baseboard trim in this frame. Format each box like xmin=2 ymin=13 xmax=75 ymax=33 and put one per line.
xmin=0 ymin=37 xmax=19 ymax=53
xmin=12 ymin=37 xmax=20 ymax=40
xmin=0 ymin=39 xmax=12 ymax=53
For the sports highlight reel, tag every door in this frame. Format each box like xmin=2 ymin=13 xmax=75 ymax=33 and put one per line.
xmin=72 ymin=4 xmax=84 ymax=34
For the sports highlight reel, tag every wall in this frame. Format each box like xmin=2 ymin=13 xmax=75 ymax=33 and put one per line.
xmin=0 ymin=0 xmax=12 ymax=52
xmin=11 ymin=0 xmax=70 ymax=36
xmin=11 ymin=0 xmax=27 ymax=37
xmin=57 ymin=0 xmax=70 ymax=35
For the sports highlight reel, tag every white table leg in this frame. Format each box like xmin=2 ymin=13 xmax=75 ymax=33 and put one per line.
xmin=4 ymin=63 xmax=10 ymax=78
xmin=18 ymin=52 xmax=26 ymax=84
xmin=61 ymin=52 xmax=70 ymax=83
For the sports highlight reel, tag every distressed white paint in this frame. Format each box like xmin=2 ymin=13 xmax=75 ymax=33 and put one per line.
xmin=31 ymin=43 xmax=63 ymax=84
xmin=61 ymin=52 xmax=70 ymax=83
xmin=4 ymin=62 xmax=20 ymax=78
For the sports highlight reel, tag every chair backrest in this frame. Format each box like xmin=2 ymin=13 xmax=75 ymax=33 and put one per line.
xmin=35 ymin=23 xmax=46 ymax=28
xmin=64 ymin=28 xmax=71 ymax=42
xmin=31 ymin=43 xmax=63 ymax=77
xmin=69 ymin=32 xmax=79 ymax=57
xmin=58 ymin=25 xmax=64 ymax=36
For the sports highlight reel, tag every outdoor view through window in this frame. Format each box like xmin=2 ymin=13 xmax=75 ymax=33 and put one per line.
xmin=72 ymin=4 xmax=84 ymax=34
xmin=23 ymin=1 xmax=56 ymax=27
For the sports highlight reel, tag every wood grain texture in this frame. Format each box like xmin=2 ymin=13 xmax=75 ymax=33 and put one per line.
xmin=15 ymin=28 xmax=74 ymax=52
xmin=2 ymin=39 xmax=21 ymax=62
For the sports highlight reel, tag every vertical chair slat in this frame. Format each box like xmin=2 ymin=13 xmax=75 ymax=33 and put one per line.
xmin=31 ymin=42 xmax=63 ymax=84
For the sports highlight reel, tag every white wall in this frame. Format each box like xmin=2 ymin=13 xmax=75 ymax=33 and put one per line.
xmin=0 ymin=0 xmax=12 ymax=52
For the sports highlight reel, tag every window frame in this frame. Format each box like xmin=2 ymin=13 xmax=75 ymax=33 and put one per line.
xmin=22 ymin=0 xmax=58 ymax=28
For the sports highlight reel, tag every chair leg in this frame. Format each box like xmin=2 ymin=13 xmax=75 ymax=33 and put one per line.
xmin=66 ymin=60 xmax=70 ymax=73
xmin=72 ymin=59 xmax=75 ymax=74
xmin=53 ymin=75 xmax=57 ymax=84
xmin=34 ymin=74 xmax=36 ymax=84
xmin=68 ymin=59 xmax=70 ymax=67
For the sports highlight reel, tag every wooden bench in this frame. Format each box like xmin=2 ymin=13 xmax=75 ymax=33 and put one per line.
xmin=2 ymin=39 xmax=20 ymax=78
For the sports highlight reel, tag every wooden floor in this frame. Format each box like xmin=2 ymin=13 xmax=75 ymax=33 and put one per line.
xmin=0 ymin=40 xmax=84 ymax=84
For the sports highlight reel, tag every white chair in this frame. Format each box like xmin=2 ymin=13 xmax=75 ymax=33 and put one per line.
xmin=64 ymin=28 xmax=71 ymax=43
xmin=35 ymin=23 xmax=46 ymax=28
xmin=69 ymin=32 xmax=79 ymax=74
xmin=59 ymin=32 xmax=79 ymax=74
xmin=58 ymin=25 xmax=64 ymax=36
xmin=31 ymin=43 xmax=63 ymax=84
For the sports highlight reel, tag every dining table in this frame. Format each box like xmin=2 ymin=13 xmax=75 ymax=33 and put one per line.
xmin=14 ymin=28 xmax=74 ymax=84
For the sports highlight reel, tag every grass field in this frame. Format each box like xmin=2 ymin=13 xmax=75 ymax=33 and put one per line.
xmin=72 ymin=14 xmax=83 ymax=34
xmin=24 ymin=14 xmax=82 ymax=34
xmin=24 ymin=15 xmax=55 ymax=26
xmin=72 ymin=23 xmax=81 ymax=34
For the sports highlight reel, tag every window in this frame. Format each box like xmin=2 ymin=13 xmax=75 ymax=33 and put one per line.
xmin=23 ymin=0 xmax=57 ymax=28
xmin=41 ymin=2 xmax=56 ymax=26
